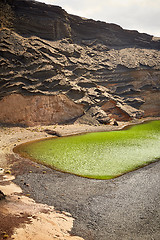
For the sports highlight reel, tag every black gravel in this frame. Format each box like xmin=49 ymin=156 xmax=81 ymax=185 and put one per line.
xmin=14 ymin=161 xmax=160 ymax=240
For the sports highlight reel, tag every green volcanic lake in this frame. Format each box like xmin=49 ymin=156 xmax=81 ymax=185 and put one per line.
xmin=14 ymin=121 xmax=160 ymax=179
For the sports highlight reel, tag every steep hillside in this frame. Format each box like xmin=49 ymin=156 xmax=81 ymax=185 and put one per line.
xmin=0 ymin=0 xmax=160 ymax=126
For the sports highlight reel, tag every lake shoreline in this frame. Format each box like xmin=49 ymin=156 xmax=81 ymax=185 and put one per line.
xmin=0 ymin=116 xmax=160 ymax=239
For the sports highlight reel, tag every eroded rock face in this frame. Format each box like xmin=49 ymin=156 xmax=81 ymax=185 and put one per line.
xmin=0 ymin=0 xmax=160 ymax=126
xmin=7 ymin=0 xmax=159 ymax=49
xmin=0 ymin=94 xmax=84 ymax=126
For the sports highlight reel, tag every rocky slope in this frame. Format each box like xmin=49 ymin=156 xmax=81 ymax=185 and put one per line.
xmin=0 ymin=0 xmax=160 ymax=126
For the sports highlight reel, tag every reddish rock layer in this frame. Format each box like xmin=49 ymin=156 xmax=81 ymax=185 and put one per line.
xmin=0 ymin=94 xmax=84 ymax=126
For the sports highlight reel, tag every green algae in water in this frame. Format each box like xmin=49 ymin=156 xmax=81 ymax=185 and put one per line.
xmin=15 ymin=120 xmax=160 ymax=179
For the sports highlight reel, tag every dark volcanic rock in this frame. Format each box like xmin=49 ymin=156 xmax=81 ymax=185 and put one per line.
xmin=0 ymin=0 xmax=160 ymax=126
xmin=4 ymin=0 xmax=159 ymax=49
xmin=44 ymin=129 xmax=61 ymax=137
xmin=0 ymin=190 xmax=5 ymax=200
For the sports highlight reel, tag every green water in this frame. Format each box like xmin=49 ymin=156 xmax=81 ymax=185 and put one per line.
xmin=14 ymin=120 xmax=160 ymax=179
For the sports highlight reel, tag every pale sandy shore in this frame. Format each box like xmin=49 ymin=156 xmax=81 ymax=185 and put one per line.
xmin=0 ymin=118 xmax=159 ymax=240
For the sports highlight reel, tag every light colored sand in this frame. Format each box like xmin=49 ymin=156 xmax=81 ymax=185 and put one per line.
xmin=0 ymin=174 xmax=83 ymax=240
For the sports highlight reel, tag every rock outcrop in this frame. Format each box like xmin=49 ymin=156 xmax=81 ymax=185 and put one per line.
xmin=0 ymin=0 xmax=160 ymax=126
xmin=0 ymin=190 xmax=5 ymax=200
xmin=0 ymin=94 xmax=83 ymax=126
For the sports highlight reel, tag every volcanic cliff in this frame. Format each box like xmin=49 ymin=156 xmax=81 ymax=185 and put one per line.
xmin=0 ymin=0 xmax=160 ymax=126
